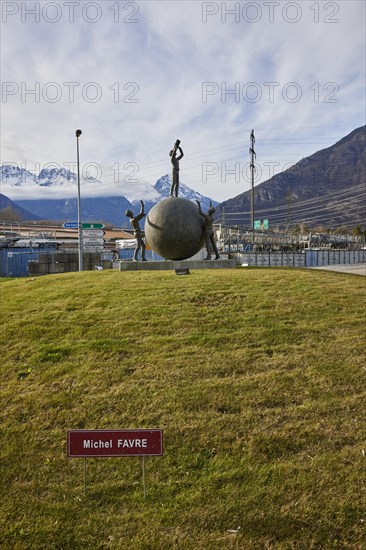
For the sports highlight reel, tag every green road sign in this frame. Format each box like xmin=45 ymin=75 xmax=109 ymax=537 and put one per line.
xmin=82 ymin=223 xmax=105 ymax=229
xmin=254 ymin=219 xmax=269 ymax=231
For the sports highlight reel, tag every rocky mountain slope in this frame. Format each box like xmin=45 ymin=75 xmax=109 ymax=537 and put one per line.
xmin=216 ymin=126 xmax=366 ymax=228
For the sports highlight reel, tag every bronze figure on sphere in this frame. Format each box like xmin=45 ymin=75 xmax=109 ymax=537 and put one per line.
xmin=196 ymin=200 xmax=220 ymax=260
xmin=169 ymin=139 xmax=184 ymax=197
xmin=125 ymin=200 xmax=147 ymax=261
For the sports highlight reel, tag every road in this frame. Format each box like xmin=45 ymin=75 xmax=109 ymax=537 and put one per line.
xmin=309 ymin=263 xmax=366 ymax=276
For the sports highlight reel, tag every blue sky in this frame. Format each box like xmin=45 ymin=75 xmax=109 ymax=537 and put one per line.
xmin=1 ymin=0 xmax=365 ymax=202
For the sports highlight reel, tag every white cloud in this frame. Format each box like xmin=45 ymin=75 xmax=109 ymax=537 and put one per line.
xmin=1 ymin=0 xmax=365 ymax=202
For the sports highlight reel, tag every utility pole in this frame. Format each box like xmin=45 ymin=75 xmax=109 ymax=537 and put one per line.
xmin=286 ymin=185 xmax=292 ymax=231
xmin=249 ymin=129 xmax=256 ymax=238
xmin=76 ymin=129 xmax=83 ymax=272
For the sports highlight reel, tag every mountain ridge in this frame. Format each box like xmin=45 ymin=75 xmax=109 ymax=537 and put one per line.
xmin=216 ymin=125 xmax=366 ymax=228
xmin=0 ymin=169 xmax=217 ymax=225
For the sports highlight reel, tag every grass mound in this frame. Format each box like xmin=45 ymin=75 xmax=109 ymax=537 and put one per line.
xmin=1 ymin=269 xmax=365 ymax=549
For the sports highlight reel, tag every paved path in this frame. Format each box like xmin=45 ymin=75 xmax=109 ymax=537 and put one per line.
xmin=309 ymin=263 xmax=366 ymax=276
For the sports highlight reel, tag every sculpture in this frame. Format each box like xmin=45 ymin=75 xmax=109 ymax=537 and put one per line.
xmin=169 ymin=139 xmax=184 ymax=197
xmin=196 ymin=200 xmax=220 ymax=260
xmin=145 ymin=197 xmax=205 ymax=260
xmin=125 ymin=200 xmax=147 ymax=261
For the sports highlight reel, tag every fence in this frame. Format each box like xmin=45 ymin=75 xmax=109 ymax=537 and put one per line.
xmin=0 ymin=248 xmax=114 ymax=277
xmin=1 ymin=247 xmax=365 ymax=278
xmin=232 ymin=249 xmax=366 ymax=267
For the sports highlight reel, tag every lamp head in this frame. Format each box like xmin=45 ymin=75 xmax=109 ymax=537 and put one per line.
xmin=75 ymin=129 xmax=82 ymax=137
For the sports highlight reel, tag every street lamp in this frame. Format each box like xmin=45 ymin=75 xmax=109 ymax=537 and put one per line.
xmin=76 ymin=129 xmax=83 ymax=271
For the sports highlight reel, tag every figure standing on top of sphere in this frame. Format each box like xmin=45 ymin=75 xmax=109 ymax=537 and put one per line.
xmin=196 ymin=200 xmax=220 ymax=260
xmin=169 ymin=139 xmax=184 ymax=197
xmin=125 ymin=200 xmax=147 ymax=261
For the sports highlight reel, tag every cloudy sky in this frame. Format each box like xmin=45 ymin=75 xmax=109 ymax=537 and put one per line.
xmin=1 ymin=0 xmax=365 ymax=202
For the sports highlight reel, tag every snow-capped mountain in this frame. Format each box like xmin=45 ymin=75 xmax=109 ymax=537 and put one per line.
xmin=1 ymin=165 xmax=218 ymax=203
xmin=1 ymin=165 xmax=219 ymax=225
xmin=0 ymin=165 xmax=38 ymax=188
xmin=37 ymin=167 xmax=77 ymax=187
xmin=153 ymin=174 xmax=218 ymax=211
xmin=1 ymin=165 xmax=85 ymax=196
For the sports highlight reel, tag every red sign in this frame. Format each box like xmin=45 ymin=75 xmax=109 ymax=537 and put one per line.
xmin=68 ymin=429 xmax=163 ymax=457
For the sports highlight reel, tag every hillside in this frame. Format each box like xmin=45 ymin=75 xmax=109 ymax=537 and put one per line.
xmin=15 ymin=196 xmax=135 ymax=227
xmin=217 ymin=126 xmax=366 ymax=228
xmin=0 ymin=193 xmax=40 ymax=221
xmin=0 ymin=269 xmax=364 ymax=549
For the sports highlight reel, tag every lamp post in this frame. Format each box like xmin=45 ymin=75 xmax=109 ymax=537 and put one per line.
xmin=76 ymin=129 xmax=83 ymax=271
xmin=249 ymin=129 xmax=256 ymax=241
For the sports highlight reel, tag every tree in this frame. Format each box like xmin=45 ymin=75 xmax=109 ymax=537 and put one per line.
xmin=352 ymin=225 xmax=366 ymax=238
xmin=294 ymin=222 xmax=311 ymax=235
xmin=334 ymin=225 xmax=351 ymax=236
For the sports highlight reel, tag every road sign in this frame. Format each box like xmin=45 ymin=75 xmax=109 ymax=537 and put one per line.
xmin=63 ymin=222 xmax=78 ymax=229
xmin=67 ymin=429 xmax=163 ymax=457
xmin=82 ymin=237 xmax=105 ymax=245
xmin=82 ymin=229 xmax=105 ymax=238
xmin=82 ymin=223 xmax=104 ymax=229
xmin=254 ymin=219 xmax=269 ymax=230
xmin=83 ymin=246 xmax=105 ymax=252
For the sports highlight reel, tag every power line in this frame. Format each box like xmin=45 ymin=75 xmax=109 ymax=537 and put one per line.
xmin=217 ymin=185 xmax=365 ymax=226
xmin=127 ymin=134 xmax=348 ymax=176
xmin=220 ymin=184 xmax=365 ymax=214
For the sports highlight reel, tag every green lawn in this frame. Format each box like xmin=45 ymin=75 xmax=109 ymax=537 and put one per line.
xmin=0 ymin=268 xmax=365 ymax=549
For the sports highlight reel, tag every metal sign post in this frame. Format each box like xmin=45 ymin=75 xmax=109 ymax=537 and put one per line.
xmin=84 ymin=458 xmax=87 ymax=497
xmin=142 ymin=456 xmax=146 ymax=498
